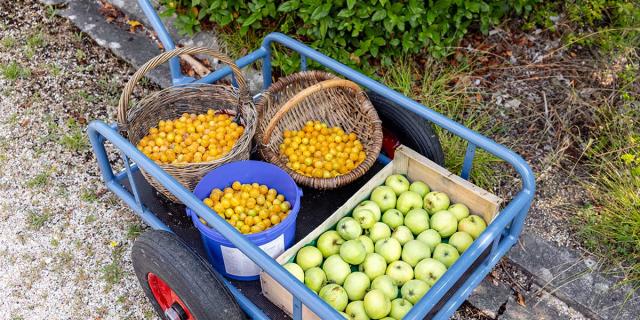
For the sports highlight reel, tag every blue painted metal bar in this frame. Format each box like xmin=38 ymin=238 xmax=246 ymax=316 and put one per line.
xmin=432 ymin=233 xmax=516 ymax=319
xmin=300 ymin=54 xmax=307 ymax=71
xmin=223 ymin=278 xmax=270 ymax=320
xmin=137 ymin=0 xmax=190 ymax=85
xmin=87 ymin=120 xmax=344 ymax=319
xmin=260 ymin=33 xmax=535 ymax=198
xmin=194 ymin=48 xmax=269 ymax=85
xmin=105 ymin=180 xmax=172 ymax=231
xmin=293 ymin=296 xmax=303 ymax=320
xmin=121 ymin=153 xmax=144 ymax=212
xmin=461 ymin=143 xmax=476 ymax=180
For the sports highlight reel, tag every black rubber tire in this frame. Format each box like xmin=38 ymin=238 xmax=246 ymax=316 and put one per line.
xmin=132 ymin=230 xmax=246 ymax=320
xmin=367 ymin=91 xmax=445 ymax=165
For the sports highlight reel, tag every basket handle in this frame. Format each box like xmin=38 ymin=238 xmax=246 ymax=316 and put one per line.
xmin=261 ymin=79 xmax=362 ymax=145
xmin=117 ymin=47 xmax=249 ymax=127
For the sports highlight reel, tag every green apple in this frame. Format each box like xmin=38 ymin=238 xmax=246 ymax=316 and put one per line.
xmin=401 ymin=239 xmax=431 ymax=267
xmin=364 ymin=289 xmax=391 ymax=319
xmin=448 ymin=203 xmax=470 ymax=221
xmin=423 ymin=191 xmax=450 ymax=214
xmin=369 ymin=222 xmax=391 ymax=243
xmin=414 ymin=258 xmax=447 ymax=286
xmin=370 ymin=186 xmax=397 ymax=212
xmin=416 ymin=229 xmax=441 ymax=252
xmin=337 ymin=217 xmax=363 ymax=240
xmin=353 ymin=208 xmax=377 ymax=229
xmin=323 ymin=255 xmax=351 ymax=285
xmin=409 ymin=181 xmax=430 ymax=197
xmin=448 ymin=231 xmax=474 ymax=253
xmin=370 ymin=275 xmax=398 ymax=300
xmin=391 ymin=225 xmax=414 ymax=245
xmin=374 ymin=237 xmax=401 ymax=263
xmin=430 ymin=210 xmax=457 ymax=237
xmin=340 ymin=311 xmax=350 ymax=319
xmin=319 ymin=283 xmax=349 ymax=311
xmin=390 ymin=298 xmax=413 ymax=320
xmin=346 ymin=301 xmax=370 ymax=320
xmin=404 ymin=208 xmax=430 ymax=235
xmin=283 ymin=262 xmax=304 ymax=282
xmin=381 ymin=209 xmax=403 ymax=229
xmin=359 ymin=253 xmax=387 ymax=280
xmin=385 ymin=174 xmax=410 ymax=195
xmin=401 ymin=279 xmax=430 ymax=304
xmin=317 ymin=230 xmax=344 ymax=257
xmin=354 ymin=200 xmax=382 ymax=221
xmin=432 ymin=243 xmax=459 ymax=268
xmin=340 ymin=239 xmax=367 ymax=265
xmin=458 ymin=215 xmax=487 ymax=239
xmin=358 ymin=235 xmax=374 ymax=254
xmin=343 ymin=272 xmax=371 ymax=301
xmin=386 ymin=260 xmax=414 ymax=286
xmin=396 ymin=191 xmax=424 ymax=214
xmin=296 ymin=246 xmax=323 ymax=271
xmin=304 ymin=267 xmax=326 ymax=293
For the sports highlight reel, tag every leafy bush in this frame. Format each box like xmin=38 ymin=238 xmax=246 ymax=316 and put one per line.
xmin=160 ymin=0 xmax=538 ymax=72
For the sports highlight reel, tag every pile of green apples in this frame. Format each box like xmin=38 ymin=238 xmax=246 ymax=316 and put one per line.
xmin=283 ymin=174 xmax=488 ymax=319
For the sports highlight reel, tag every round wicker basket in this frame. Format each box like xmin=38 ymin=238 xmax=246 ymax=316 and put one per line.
xmin=255 ymin=71 xmax=382 ymax=189
xmin=118 ymin=47 xmax=256 ymax=203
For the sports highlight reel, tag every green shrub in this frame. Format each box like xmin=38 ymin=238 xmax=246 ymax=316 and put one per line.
xmin=160 ymin=0 xmax=538 ymax=72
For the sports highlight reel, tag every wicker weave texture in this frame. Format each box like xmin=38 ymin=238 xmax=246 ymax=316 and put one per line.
xmin=118 ymin=47 xmax=256 ymax=202
xmin=256 ymin=71 xmax=382 ymax=189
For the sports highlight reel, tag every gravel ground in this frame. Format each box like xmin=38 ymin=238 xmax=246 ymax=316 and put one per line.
xmin=0 ymin=2 xmax=157 ymax=319
xmin=0 ymin=2 xmax=486 ymax=319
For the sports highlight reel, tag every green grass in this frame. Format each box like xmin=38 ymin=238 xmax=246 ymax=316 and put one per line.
xmin=26 ymin=170 xmax=51 ymax=188
xmin=80 ymin=188 xmax=98 ymax=202
xmin=126 ymin=223 xmax=144 ymax=239
xmin=27 ymin=30 xmax=44 ymax=49
xmin=84 ymin=214 xmax=97 ymax=224
xmin=102 ymin=248 xmax=124 ymax=290
xmin=381 ymin=57 xmax=504 ymax=190
xmin=1 ymin=36 xmax=15 ymax=49
xmin=59 ymin=119 xmax=88 ymax=152
xmin=576 ymin=98 xmax=640 ymax=284
xmin=0 ymin=61 xmax=31 ymax=81
xmin=27 ymin=210 xmax=50 ymax=230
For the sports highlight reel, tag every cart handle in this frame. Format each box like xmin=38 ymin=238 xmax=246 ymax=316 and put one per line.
xmin=117 ymin=46 xmax=250 ymax=129
xmin=261 ymin=79 xmax=363 ymax=144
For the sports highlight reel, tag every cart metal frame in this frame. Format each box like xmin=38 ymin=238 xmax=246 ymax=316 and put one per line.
xmin=87 ymin=1 xmax=535 ymax=319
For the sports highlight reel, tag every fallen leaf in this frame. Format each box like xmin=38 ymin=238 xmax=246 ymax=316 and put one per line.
xmin=516 ymin=291 xmax=526 ymax=307
xmin=127 ymin=20 xmax=142 ymax=32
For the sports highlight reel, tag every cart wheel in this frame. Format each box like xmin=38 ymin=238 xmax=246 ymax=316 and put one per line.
xmin=367 ymin=91 xmax=445 ymax=165
xmin=132 ymin=230 xmax=246 ymax=320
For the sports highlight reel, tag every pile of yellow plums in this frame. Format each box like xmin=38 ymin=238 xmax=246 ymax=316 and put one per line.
xmin=200 ymin=181 xmax=292 ymax=234
xmin=137 ymin=110 xmax=244 ymax=164
xmin=279 ymin=121 xmax=366 ymax=178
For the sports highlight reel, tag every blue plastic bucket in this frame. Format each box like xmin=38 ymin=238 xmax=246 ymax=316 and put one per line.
xmin=187 ymin=160 xmax=302 ymax=281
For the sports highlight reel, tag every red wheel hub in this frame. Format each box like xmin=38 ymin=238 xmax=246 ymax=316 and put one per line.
xmin=381 ymin=127 xmax=401 ymax=159
xmin=147 ymin=273 xmax=194 ymax=320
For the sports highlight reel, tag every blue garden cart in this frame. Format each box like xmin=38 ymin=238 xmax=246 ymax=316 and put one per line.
xmin=87 ymin=1 xmax=535 ymax=319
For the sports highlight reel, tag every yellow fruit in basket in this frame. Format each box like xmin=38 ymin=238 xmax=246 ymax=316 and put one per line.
xmin=137 ymin=110 xmax=244 ymax=164
xmin=200 ymin=181 xmax=292 ymax=234
xmin=279 ymin=121 xmax=365 ymax=178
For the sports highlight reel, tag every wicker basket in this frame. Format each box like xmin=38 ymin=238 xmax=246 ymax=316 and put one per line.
xmin=118 ymin=47 xmax=256 ymax=203
xmin=255 ymin=71 xmax=382 ymax=189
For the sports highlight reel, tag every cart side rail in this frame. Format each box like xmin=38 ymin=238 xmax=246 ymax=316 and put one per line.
xmin=88 ymin=119 xmax=531 ymax=320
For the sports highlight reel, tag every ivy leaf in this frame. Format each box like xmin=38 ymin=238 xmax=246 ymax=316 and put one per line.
xmin=242 ymin=12 xmax=261 ymax=27
xmin=347 ymin=0 xmax=356 ymax=10
xmin=465 ymin=1 xmax=481 ymax=13
xmin=278 ymin=0 xmax=300 ymax=12
xmin=371 ymin=9 xmax=386 ymax=21
xmin=311 ymin=3 xmax=331 ymax=20
xmin=337 ymin=8 xmax=354 ymax=18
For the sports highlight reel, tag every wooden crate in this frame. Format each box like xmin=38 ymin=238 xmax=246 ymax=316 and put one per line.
xmin=260 ymin=145 xmax=502 ymax=319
